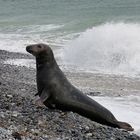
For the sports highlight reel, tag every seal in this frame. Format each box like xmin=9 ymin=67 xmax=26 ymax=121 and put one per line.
xmin=26 ymin=43 xmax=134 ymax=131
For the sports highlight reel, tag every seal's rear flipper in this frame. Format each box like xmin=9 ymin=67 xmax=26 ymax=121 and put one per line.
xmin=117 ymin=121 xmax=134 ymax=131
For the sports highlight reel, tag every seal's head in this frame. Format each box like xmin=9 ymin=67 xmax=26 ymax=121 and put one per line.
xmin=26 ymin=43 xmax=55 ymax=65
xmin=26 ymin=43 xmax=52 ymax=56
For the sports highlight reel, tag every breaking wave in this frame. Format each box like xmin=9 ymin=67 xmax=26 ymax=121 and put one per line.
xmin=63 ymin=22 xmax=140 ymax=77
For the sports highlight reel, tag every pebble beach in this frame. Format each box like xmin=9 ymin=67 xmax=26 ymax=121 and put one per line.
xmin=0 ymin=49 xmax=140 ymax=140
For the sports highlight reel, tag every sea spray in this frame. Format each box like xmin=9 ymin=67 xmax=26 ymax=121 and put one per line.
xmin=63 ymin=22 xmax=140 ymax=77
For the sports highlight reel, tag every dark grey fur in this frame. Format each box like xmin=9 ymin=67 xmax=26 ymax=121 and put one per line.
xmin=26 ymin=43 xmax=133 ymax=131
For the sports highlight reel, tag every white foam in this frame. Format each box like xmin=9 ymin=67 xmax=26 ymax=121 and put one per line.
xmin=4 ymin=59 xmax=35 ymax=68
xmin=90 ymin=95 xmax=140 ymax=136
xmin=63 ymin=22 xmax=140 ymax=77
xmin=0 ymin=24 xmax=64 ymax=53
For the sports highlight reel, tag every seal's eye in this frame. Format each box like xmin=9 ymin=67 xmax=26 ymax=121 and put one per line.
xmin=38 ymin=45 xmax=42 ymax=48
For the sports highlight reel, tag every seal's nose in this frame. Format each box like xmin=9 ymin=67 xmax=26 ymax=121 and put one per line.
xmin=26 ymin=46 xmax=33 ymax=54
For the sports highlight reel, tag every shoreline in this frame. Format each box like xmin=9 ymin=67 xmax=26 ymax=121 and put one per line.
xmin=0 ymin=49 xmax=140 ymax=139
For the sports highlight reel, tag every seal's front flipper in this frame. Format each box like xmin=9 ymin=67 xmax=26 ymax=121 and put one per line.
xmin=35 ymin=98 xmax=46 ymax=107
xmin=40 ymin=89 xmax=50 ymax=102
xmin=40 ymin=89 xmax=56 ymax=109
xmin=34 ymin=89 xmax=50 ymax=107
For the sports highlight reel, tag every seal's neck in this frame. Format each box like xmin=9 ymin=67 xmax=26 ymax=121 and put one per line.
xmin=36 ymin=55 xmax=57 ymax=70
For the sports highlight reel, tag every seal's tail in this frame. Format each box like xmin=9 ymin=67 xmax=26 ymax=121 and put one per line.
xmin=116 ymin=121 xmax=134 ymax=131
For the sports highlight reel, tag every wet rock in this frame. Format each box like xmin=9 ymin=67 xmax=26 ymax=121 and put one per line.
xmin=6 ymin=94 xmax=13 ymax=98
xmin=86 ymin=132 xmax=92 ymax=137
xmin=12 ymin=111 xmax=18 ymax=117
xmin=85 ymin=126 xmax=90 ymax=131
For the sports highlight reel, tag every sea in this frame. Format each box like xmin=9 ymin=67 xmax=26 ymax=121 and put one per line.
xmin=0 ymin=0 xmax=140 ymax=136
